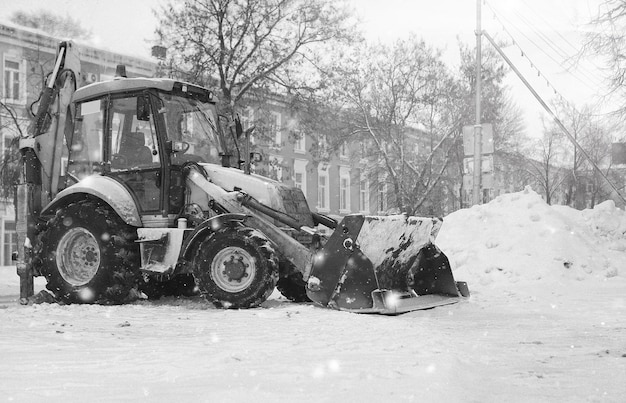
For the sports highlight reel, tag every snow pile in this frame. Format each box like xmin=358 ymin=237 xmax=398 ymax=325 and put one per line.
xmin=437 ymin=186 xmax=626 ymax=288
xmin=579 ymin=199 xmax=626 ymax=250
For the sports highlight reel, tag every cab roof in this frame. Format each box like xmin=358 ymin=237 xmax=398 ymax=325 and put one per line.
xmin=72 ymin=77 xmax=213 ymax=103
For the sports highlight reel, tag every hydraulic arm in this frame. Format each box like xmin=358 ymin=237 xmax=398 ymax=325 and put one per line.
xmin=15 ymin=41 xmax=80 ymax=303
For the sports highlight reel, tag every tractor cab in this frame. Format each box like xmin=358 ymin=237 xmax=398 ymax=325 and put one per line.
xmin=64 ymin=78 xmax=226 ymax=224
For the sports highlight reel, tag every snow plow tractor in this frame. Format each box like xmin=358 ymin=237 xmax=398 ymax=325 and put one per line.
xmin=15 ymin=41 xmax=469 ymax=314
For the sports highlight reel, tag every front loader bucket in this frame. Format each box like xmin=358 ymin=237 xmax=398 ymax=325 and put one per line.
xmin=306 ymin=214 xmax=468 ymax=315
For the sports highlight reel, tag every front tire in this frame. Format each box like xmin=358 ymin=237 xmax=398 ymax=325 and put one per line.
xmin=192 ymin=226 xmax=278 ymax=309
xmin=35 ymin=199 xmax=140 ymax=304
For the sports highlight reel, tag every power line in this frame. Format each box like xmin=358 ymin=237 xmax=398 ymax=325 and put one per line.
xmin=512 ymin=2 xmax=605 ymax=85
xmin=485 ymin=6 xmax=573 ymax=101
xmin=486 ymin=1 xmax=601 ymax=89
xmin=518 ymin=2 xmax=583 ymax=55
xmin=483 ymin=1 xmax=603 ymax=107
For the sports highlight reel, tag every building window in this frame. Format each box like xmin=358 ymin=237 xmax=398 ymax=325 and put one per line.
xmin=293 ymin=158 xmax=308 ymax=196
xmin=317 ymin=164 xmax=329 ymax=211
xmin=339 ymin=166 xmax=350 ymax=212
xmin=295 ymin=172 xmax=303 ymax=188
xmin=359 ymin=174 xmax=370 ymax=213
xmin=377 ymin=176 xmax=387 ymax=213
xmin=339 ymin=142 xmax=348 ymax=159
xmin=3 ymin=58 xmax=24 ymax=104
xmin=340 ymin=177 xmax=349 ymax=211
xmin=270 ymin=111 xmax=281 ymax=148
xmin=3 ymin=221 xmax=16 ymax=266
xmin=319 ymin=136 xmax=329 ymax=154
xmin=294 ymin=132 xmax=305 ymax=153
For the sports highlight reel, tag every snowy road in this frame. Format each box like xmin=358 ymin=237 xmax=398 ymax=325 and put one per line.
xmin=0 ymin=271 xmax=624 ymax=402
xmin=2 ymin=189 xmax=626 ymax=402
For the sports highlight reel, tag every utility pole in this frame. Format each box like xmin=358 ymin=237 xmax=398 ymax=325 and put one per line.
xmin=473 ymin=0 xmax=483 ymax=205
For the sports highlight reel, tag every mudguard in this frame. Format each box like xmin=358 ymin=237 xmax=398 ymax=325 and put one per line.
xmin=42 ymin=176 xmax=141 ymax=226
xmin=180 ymin=213 xmax=248 ymax=260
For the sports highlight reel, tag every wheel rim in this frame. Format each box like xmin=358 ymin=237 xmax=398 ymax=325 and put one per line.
xmin=56 ymin=227 xmax=101 ymax=286
xmin=210 ymin=246 xmax=256 ymax=293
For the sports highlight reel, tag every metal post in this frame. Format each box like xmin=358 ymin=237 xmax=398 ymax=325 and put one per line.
xmin=473 ymin=0 xmax=483 ymax=205
xmin=15 ymin=183 xmax=34 ymax=303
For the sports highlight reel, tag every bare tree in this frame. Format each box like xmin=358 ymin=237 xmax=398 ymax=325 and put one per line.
xmin=583 ymin=0 xmax=626 ymax=118
xmin=0 ymin=103 xmax=25 ymax=199
xmin=10 ymin=9 xmax=92 ymax=40
xmin=526 ymin=120 xmax=569 ymax=204
xmin=318 ymin=37 xmax=462 ymax=216
xmin=154 ymin=0 xmax=356 ymax=115
xmin=547 ymin=101 xmax=595 ymax=207
xmin=580 ymin=120 xmax=618 ymax=207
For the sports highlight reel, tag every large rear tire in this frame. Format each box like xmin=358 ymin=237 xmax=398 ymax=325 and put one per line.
xmin=35 ymin=199 xmax=140 ymax=304
xmin=192 ymin=226 xmax=278 ymax=309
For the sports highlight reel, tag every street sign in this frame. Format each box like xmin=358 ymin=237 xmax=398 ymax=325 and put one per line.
xmin=462 ymin=123 xmax=494 ymax=156
xmin=463 ymin=172 xmax=494 ymax=189
xmin=463 ymin=155 xmax=494 ymax=174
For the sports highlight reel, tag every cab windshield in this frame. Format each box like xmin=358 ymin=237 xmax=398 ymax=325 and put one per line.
xmin=157 ymin=92 xmax=223 ymax=164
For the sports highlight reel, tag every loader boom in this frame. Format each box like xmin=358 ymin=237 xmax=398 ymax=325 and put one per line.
xmin=16 ymin=41 xmax=80 ymax=303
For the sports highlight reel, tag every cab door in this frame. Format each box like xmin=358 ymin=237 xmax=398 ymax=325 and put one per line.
xmin=107 ymin=94 xmax=163 ymax=214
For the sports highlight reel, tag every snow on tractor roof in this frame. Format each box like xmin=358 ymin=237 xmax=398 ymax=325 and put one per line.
xmin=72 ymin=77 xmax=212 ymax=103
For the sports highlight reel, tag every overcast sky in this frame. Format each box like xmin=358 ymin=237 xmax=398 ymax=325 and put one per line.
xmin=0 ymin=0 xmax=611 ymax=138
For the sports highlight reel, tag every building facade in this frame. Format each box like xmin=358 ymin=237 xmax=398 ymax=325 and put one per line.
xmin=0 ymin=22 xmax=155 ymax=266
xmin=236 ymin=99 xmax=393 ymax=223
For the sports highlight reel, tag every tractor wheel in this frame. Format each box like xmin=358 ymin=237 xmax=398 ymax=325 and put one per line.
xmin=35 ymin=199 xmax=140 ymax=304
xmin=277 ymin=262 xmax=311 ymax=302
xmin=192 ymin=226 xmax=278 ymax=309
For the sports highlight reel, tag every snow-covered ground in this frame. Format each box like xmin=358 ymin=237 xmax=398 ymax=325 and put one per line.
xmin=1 ymin=187 xmax=625 ymax=402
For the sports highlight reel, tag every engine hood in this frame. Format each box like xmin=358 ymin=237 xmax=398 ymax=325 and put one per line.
xmin=200 ymin=163 xmax=314 ymax=227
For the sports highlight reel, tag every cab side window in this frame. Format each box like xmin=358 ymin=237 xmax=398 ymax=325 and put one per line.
xmin=109 ymin=96 xmax=159 ymax=170
xmin=67 ymin=98 xmax=104 ymax=179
